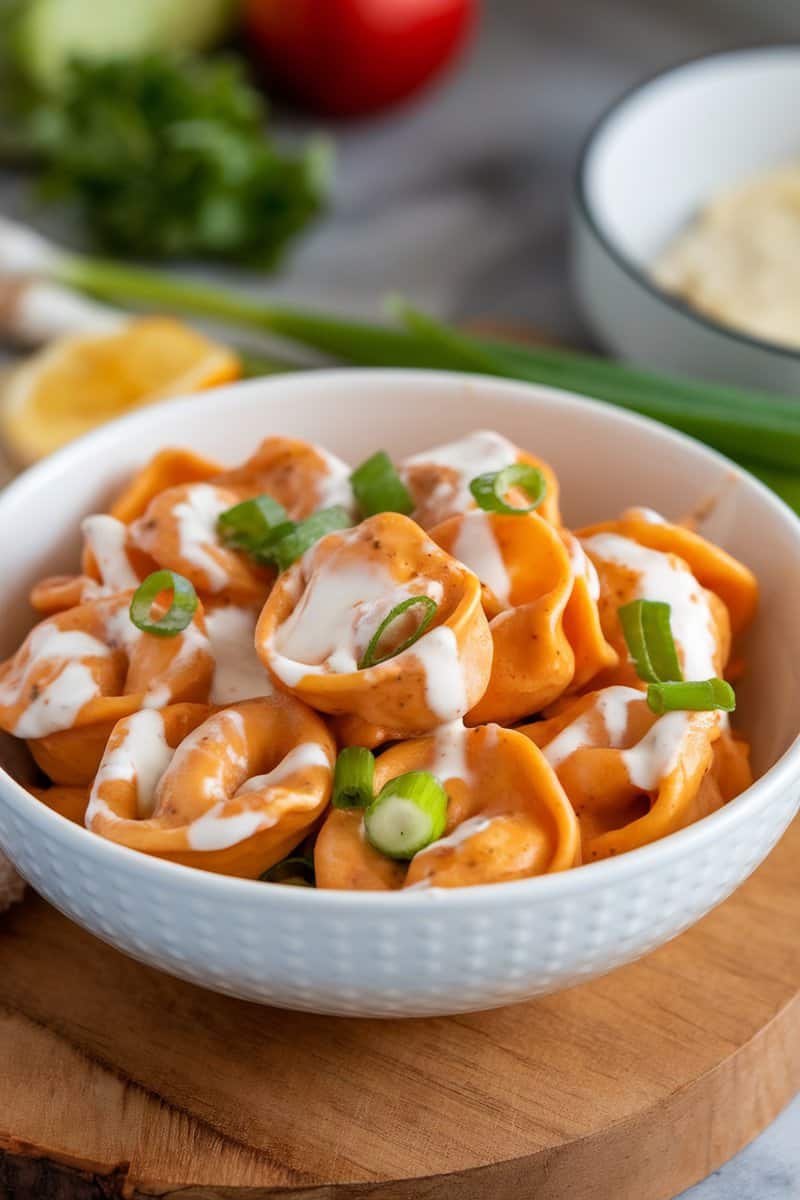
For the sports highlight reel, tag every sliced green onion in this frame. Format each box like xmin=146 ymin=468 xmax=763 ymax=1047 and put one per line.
xmin=259 ymin=854 xmax=316 ymax=887
xmin=364 ymin=771 xmax=448 ymax=860
xmin=217 ymin=494 xmax=288 ymax=553
xmin=259 ymin=506 xmax=352 ymax=572
xmin=646 ymin=678 xmax=736 ymax=715
xmin=332 ymin=746 xmax=375 ymax=809
xmin=350 ymin=450 xmax=414 ymax=518
xmin=129 ymin=569 xmax=198 ymax=637
xmin=358 ymin=595 xmax=438 ymax=669
xmin=619 ymin=599 xmax=683 ymax=684
xmin=469 ymin=463 xmax=547 ymax=515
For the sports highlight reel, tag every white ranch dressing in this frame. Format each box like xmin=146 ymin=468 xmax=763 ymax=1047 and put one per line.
xmin=542 ymin=686 xmax=642 ymax=771
xmin=314 ymin=448 xmax=356 ymax=514
xmin=452 ymin=511 xmax=512 ymax=607
xmin=562 ymin=531 xmax=601 ymax=601
xmin=271 ymin=554 xmax=443 ymax=683
xmin=622 ymin=506 xmax=668 ymax=525
xmin=403 ymin=430 xmax=518 ymax=525
xmin=187 ymin=805 xmax=268 ymax=851
xmin=0 ymin=626 xmax=111 ymax=738
xmin=429 ymin=720 xmax=472 ymax=784
xmin=235 ymin=741 xmax=330 ymax=797
xmin=81 ymin=514 xmax=140 ymax=593
xmin=415 ymin=815 xmax=495 ymax=858
xmin=87 ymin=709 xmax=173 ymax=822
xmin=413 ymin=626 xmax=468 ymax=721
xmin=581 ymin=533 xmax=717 ymax=679
xmin=168 ymin=484 xmax=231 ymax=592
xmin=205 ymin=606 xmax=270 ymax=704
xmin=621 ymin=711 xmax=693 ymax=791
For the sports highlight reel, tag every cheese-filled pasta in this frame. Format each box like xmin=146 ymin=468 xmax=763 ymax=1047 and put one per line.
xmin=256 ymin=512 xmax=492 ymax=737
xmin=0 ymin=592 xmax=214 ymax=784
xmin=521 ymin=686 xmax=751 ymax=860
xmin=399 ymin=430 xmax=561 ymax=529
xmin=3 ymin=427 xmax=759 ymax=888
xmin=431 ymin=510 xmax=617 ymax=723
xmin=315 ymin=722 xmax=579 ymax=890
xmin=85 ymin=697 xmax=334 ymax=876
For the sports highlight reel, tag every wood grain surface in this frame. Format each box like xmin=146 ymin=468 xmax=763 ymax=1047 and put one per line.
xmin=0 ymin=815 xmax=797 ymax=1200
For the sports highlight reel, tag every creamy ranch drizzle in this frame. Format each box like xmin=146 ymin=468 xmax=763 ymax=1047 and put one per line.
xmin=235 ymin=741 xmax=330 ymax=796
xmin=542 ymin=686 xmax=642 ymax=770
xmin=413 ymin=626 xmax=467 ymax=722
xmin=562 ymin=531 xmax=601 ymax=601
xmin=314 ymin=448 xmax=357 ymax=514
xmin=622 ymin=506 xmax=668 ymax=525
xmin=403 ymin=430 xmax=518 ymax=525
xmin=452 ymin=511 xmax=511 ymax=607
xmin=87 ymin=709 xmax=173 ymax=822
xmin=0 ymin=626 xmax=110 ymax=738
xmin=271 ymin=552 xmax=444 ymax=683
xmin=581 ymin=532 xmax=717 ymax=679
xmin=415 ymin=814 xmax=495 ymax=858
xmin=81 ymin=514 xmax=139 ymax=593
xmin=132 ymin=484 xmax=231 ymax=592
xmin=429 ymin=719 xmax=473 ymax=784
xmin=205 ymin=606 xmax=270 ymax=703
xmin=542 ymin=684 xmax=695 ymax=792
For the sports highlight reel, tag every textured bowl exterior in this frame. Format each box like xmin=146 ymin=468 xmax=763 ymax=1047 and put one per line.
xmin=0 ymin=770 xmax=797 ymax=1017
xmin=1 ymin=369 xmax=798 ymax=1017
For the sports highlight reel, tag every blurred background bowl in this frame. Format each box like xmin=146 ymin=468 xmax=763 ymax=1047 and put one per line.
xmin=572 ymin=46 xmax=800 ymax=392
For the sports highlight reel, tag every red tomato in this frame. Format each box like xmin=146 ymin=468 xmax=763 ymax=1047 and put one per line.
xmin=243 ymin=0 xmax=478 ymax=118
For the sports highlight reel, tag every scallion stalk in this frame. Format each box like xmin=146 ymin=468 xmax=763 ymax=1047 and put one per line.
xmin=469 ymin=463 xmax=547 ymax=515
xmin=332 ymin=746 xmax=375 ymax=809
xmin=619 ymin=599 xmax=683 ymax=684
xmin=646 ymin=678 xmax=736 ymax=715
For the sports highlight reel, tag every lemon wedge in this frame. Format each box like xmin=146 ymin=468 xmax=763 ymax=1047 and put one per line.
xmin=1 ymin=317 xmax=241 ymax=464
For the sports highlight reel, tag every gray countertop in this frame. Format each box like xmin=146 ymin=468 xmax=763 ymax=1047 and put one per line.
xmin=1 ymin=0 xmax=798 ymax=1195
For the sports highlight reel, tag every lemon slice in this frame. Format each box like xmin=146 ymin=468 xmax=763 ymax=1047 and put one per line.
xmin=1 ymin=317 xmax=241 ymax=464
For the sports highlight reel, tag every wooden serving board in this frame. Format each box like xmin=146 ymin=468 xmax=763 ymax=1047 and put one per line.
xmin=0 ymin=817 xmax=797 ymax=1200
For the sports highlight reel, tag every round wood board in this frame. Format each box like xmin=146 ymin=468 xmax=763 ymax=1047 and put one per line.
xmin=0 ymin=817 xmax=796 ymax=1200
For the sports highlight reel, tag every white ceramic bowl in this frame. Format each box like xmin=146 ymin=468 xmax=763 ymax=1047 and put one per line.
xmin=572 ymin=46 xmax=800 ymax=391
xmin=1 ymin=370 xmax=799 ymax=1018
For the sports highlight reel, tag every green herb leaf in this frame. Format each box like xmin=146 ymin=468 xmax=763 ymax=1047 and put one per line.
xmin=28 ymin=53 xmax=330 ymax=264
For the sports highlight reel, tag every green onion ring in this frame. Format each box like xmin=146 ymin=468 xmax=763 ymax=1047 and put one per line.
xmin=646 ymin=678 xmax=736 ymax=715
xmin=358 ymin=595 xmax=438 ymax=670
xmin=469 ymin=463 xmax=547 ymax=515
xmin=364 ymin=770 xmax=448 ymax=860
xmin=129 ymin=569 xmax=198 ymax=637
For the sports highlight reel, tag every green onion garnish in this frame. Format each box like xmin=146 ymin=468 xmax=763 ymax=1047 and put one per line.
xmin=129 ymin=569 xmax=198 ymax=637
xmin=217 ymin=494 xmax=288 ymax=554
xmin=332 ymin=746 xmax=375 ymax=809
xmin=358 ymin=595 xmax=438 ymax=669
xmin=646 ymin=678 xmax=736 ymax=715
xmin=350 ymin=450 xmax=414 ymax=518
xmin=364 ymin=771 xmax=448 ymax=860
xmin=259 ymin=854 xmax=316 ymax=887
xmin=259 ymin=506 xmax=352 ymax=572
xmin=469 ymin=463 xmax=547 ymax=515
xmin=619 ymin=599 xmax=683 ymax=684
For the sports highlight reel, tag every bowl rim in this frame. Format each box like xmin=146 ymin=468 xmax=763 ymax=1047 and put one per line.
xmin=2 ymin=367 xmax=799 ymax=911
xmin=574 ymin=42 xmax=800 ymax=362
